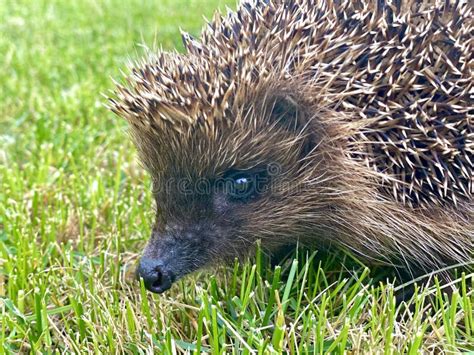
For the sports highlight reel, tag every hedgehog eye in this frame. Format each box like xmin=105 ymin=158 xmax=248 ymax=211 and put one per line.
xmin=229 ymin=174 xmax=256 ymax=200
xmin=222 ymin=169 xmax=269 ymax=201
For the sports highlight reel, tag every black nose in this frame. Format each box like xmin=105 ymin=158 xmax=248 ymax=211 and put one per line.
xmin=137 ymin=258 xmax=174 ymax=293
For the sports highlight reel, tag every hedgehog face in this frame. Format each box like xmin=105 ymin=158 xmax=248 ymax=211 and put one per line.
xmin=113 ymin=0 xmax=474 ymax=292
xmin=135 ymin=94 xmax=322 ymax=293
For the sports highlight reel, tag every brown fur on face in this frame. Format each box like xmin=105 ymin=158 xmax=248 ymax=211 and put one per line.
xmin=110 ymin=0 xmax=473 ymax=292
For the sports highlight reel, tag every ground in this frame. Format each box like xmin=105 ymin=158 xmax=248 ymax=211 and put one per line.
xmin=0 ymin=0 xmax=472 ymax=353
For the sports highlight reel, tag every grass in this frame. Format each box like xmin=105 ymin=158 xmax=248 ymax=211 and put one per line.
xmin=0 ymin=0 xmax=473 ymax=353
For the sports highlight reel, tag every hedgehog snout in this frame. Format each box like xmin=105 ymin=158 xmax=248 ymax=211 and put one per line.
xmin=137 ymin=258 xmax=175 ymax=294
xmin=137 ymin=224 xmax=214 ymax=293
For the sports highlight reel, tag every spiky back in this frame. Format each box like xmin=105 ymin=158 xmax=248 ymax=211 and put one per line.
xmin=111 ymin=0 xmax=473 ymax=208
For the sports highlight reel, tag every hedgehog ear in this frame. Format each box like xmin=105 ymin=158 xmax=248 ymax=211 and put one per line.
xmin=268 ymin=94 xmax=305 ymax=132
xmin=267 ymin=94 xmax=317 ymax=157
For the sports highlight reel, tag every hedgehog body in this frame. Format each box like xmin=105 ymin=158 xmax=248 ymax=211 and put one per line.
xmin=111 ymin=0 xmax=473 ymax=292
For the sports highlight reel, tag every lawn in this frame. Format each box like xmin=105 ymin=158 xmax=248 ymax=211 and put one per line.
xmin=0 ymin=0 xmax=473 ymax=353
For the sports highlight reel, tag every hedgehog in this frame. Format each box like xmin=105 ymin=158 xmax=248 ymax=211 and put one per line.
xmin=109 ymin=0 xmax=473 ymax=293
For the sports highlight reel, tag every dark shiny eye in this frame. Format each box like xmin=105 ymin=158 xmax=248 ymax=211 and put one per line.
xmin=229 ymin=174 xmax=256 ymax=199
xmin=222 ymin=168 xmax=270 ymax=201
